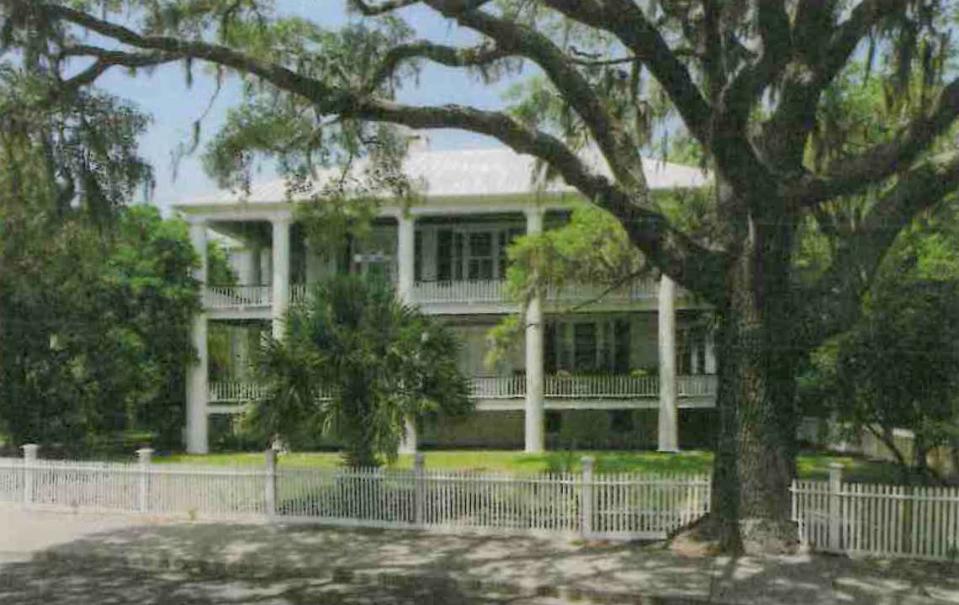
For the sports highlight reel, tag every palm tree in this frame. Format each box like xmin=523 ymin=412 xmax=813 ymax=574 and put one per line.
xmin=249 ymin=274 xmax=472 ymax=467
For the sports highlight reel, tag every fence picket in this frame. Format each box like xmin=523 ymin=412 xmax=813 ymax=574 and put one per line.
xmin=4 ymin=451 xmax=958 ymax=558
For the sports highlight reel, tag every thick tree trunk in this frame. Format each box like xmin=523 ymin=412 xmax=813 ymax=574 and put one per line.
xmin=710 ymin=214 xmax=801 ymax=554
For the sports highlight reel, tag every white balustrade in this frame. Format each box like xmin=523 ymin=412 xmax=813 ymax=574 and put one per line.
xmin=547 ymin=279 xmax=660 ymax=304
xmin=470 ymin=376 xmax=527 ymax=399
xmin=206 ymin=279 xmax=664 ymax=310
xmin=209 ymin=382 xmax=268 ymax=403
xmin=290 ymin=283 xmax=309 ymax=305
xmin=212 ymin=376 xmax=716 ymax=404
xmin=545 ymin=374 xmax=661 ymax=398
xmin=204 ymin=285 xmax=271 ymax=310
xmin=411 ymin=280 xmax=505 ymax=304
xmin=210 ymin=382 xmax=333 ymax=404
xmin=677 ymin=375 xmax=718 ymax=397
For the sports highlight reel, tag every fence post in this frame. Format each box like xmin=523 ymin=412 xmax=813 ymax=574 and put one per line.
xmin=828 ymin=463 xmax=843 ymax=552
xmin=21 ymin=444 xmax=38 ymax=506
xmin=413 ymin=452 xmax=426 ymax=527
xmin=414 ymin=453 xmax=425 ymax=527
xmin=136 ymin=448 xmax=153 ymax=513
xmin=264 ymin=448 xmax=277 ymax=518
xmin=581 ymin=456 xmax=594 ymax=539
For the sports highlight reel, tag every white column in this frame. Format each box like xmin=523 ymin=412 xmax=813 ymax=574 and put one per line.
xmin=657 ymin=274 xmax=678 ymax=452
xmin=397 ymin=214 xmax=416 ymax=302
xmin=396 ymin=214 xmax=418 ymax=454
xmin=271 ymin=217 xmax=292 ymax=340
xmin=524 ymin=208 xmax=545 ymax=453
xmin=186 ymin=219 xmax=209 ymax=454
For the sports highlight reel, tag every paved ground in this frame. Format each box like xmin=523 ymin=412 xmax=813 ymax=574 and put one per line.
xmin=1 ymin=505 xmax=958 ymax=604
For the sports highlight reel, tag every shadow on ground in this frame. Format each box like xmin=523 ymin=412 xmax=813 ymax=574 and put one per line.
xmin=3 ymin=511 xmax=959 ymax=604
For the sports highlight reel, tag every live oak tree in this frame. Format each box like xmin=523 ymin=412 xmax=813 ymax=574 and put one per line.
xmin=7 ymin=0 xmax=959 ymax=551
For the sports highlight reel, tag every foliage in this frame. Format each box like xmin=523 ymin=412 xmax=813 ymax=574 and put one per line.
xmin=154 ymin=449 xmax=915 ymax=484
xmin=801 ymin=204 xmax=959 ymax=481
xmin=0 ymin=64 xmax=153 ymax=223
xmin=0 ymin=204 xmax=200 ymax=453
xmin=0 ymin=64 xmax=197 ymax=453
xmin=247 ymin=274 xmax=472 ymax=467
xmin=9 ymin=0 xmax=959 ymax=549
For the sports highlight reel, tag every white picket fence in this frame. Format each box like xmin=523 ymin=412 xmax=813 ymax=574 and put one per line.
xmin=791 ymin=465 xmax=959 ymax=561
xmin=0 ymin=449 xmax=708 ymax=541
xmin=4 ymin=449 xmax=957 ymax=558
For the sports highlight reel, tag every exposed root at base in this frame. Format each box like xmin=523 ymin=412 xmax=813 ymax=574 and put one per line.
xmin=668 ymin=515 xmax=801 ymax=557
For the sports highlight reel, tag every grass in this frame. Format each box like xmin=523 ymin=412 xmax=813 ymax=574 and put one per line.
xmin=155 ymin=448 xmax=908 ymax=482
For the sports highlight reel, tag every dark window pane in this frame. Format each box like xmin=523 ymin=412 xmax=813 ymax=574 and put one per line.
xmin=545 ymin=322 xmax=557 ymax=374
xmin=546 ymin=411 xmax=562 ymax=433
xmin=574 ymin=323 xmax=597 ymax=371
xmin=469 ymin=232 xmax=492 ymax=257
xmin=436 ymin=230 xmax=452 ymax=281
xmin=453 ymin=232 xmax=464 ymax=279
xmin=414 ymin=230 xmax=422 ymax=282
xmin=610 ymin=410 xmax=634 ymax=432
xmin=615 ymin=319 xmax=631 ymax=373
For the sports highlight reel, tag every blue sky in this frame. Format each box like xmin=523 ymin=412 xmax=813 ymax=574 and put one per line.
xmin=95 ymin=1 xmax=526 ymax=211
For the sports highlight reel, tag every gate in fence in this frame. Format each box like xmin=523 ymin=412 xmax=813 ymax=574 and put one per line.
xmin=0 ymin=447 xmax=711 ymax=541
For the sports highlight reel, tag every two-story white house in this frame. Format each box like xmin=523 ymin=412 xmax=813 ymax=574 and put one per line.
xmin=174 ymin=147 xmax=717 ymax=455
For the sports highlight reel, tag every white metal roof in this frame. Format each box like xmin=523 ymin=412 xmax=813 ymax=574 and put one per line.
xmin=178 ymin=146 xmax=709 ymax=207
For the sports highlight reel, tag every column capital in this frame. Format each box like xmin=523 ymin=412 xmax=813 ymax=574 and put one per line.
xmin=523 ymin=206 xmax=545 ymax=220
xmin=270 ymin=214 xmax=294 ymax=226
xmin=185 ymin=215 xmax=208 ymax=227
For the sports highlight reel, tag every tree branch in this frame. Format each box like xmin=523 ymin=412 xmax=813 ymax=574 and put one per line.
xmin=50 ymin=45 xmax=182 ymax=102
xmin=720 ymin=1 xmax=791 ymax=125
xmin=761 ymin=0 xmax=902 ymax=170
xmin=788 ymin=77 xmax=959 ymax=207
xmin=423 ymin=0 xmax=649 ymax=197
xmin=367 ymin=39 xmax=510 ymax=93
xmin=821 ymin=0 xmax=903 ymax=84
xmin=799 ymin=151 xmax=959 ymax=347
xmin=347 ymin=0 xmax=421 ymax=15
xmin=542 ymin=0 xmax=712 ymax=146
xmin=39 ymin=1 xmax=727 ymax=301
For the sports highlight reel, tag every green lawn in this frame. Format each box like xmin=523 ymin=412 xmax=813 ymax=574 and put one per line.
xmin=155 ymin=449 xmax=907 ymax=482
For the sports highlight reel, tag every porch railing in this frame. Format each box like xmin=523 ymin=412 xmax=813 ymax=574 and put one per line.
xmin=210 ymin=381 xmax=268 ymax=403
xmin=412 ymin=280 xmax=505 ymax=304
xmin=469 ymin=376 xmax=527 ymax=399
xmin=677 ymin=375 xmax=718 ymax=397
xmin=211 ymin=375 xmax=717 ymax=404
xmin=546 ymin=279 xmax=659 ymax=304
xmin=204 ymin=285 xmax=271 ymax=310
xmin=545 ymin=374 xmax=660 ymax=398
xmin=410 ymin=279 xmax=660 ymax=305
xmin=209 ymin=382 xmax=332 ymax=403
xmin=205 ymin=278 xmax=664 ymax=310
xmin=211 ymin=376 xmax=717 ymax=404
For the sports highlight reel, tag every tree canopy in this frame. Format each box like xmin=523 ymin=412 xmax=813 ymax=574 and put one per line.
xmin=5 ymin=0 xmax=959 ymax=551
xmin=0 ymin=56 xmax=219 ymax=454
